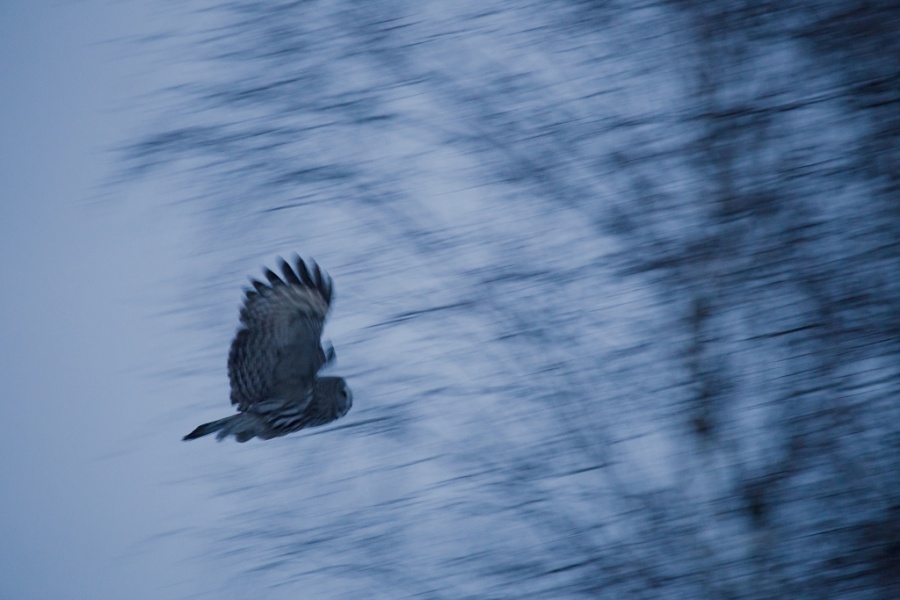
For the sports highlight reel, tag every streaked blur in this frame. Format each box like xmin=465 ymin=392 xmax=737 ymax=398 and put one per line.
xmin=4 ymin=0 xmax=897 ymax=598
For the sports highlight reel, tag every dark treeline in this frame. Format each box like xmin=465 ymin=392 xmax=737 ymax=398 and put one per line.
xmin=131 ymin=1 xmax=898 ymax=598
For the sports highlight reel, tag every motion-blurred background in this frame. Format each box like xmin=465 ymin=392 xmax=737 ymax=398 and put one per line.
xmin=2 ymin=1 xmax=897 ymax=598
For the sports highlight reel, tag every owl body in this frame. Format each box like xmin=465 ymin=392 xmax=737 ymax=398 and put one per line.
xmin=184 ymin=257 xmax=352 ymax=443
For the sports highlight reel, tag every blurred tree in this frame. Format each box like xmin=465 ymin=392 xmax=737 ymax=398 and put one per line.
xmin=128 ymin=0 xmax=898 ymax=598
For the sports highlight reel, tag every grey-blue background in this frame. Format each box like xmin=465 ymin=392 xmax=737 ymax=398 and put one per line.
xmin=2 ymin=1 xmax=897 ymax=599
xmin=1 ymin=2 xmax=216 ymax=597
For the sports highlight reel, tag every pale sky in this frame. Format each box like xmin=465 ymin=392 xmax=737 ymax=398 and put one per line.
xmin=0 ymin=2 xmax=222 ymax=598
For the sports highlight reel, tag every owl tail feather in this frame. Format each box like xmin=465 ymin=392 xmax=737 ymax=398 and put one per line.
xmin=183 ymin=413 xmax=258 ymax=442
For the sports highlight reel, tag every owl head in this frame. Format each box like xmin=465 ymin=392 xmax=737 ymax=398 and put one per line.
xmin=315 ymin=376 xmax=353 ymax=420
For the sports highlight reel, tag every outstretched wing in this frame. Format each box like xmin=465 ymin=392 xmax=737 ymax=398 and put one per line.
xmin=227 ymin=256 xmax=334 ymax=412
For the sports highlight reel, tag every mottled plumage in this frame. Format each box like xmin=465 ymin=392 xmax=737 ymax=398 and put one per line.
xmin=184 ymin=256 xmax=352 ymax=442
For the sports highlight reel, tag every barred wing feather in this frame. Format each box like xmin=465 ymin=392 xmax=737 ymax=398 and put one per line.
xmin=227 ymin=256 xmax=333 ymax=412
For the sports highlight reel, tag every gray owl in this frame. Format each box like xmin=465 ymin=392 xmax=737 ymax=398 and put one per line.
xmin=183 ymin=256 xmax=352 ymax=442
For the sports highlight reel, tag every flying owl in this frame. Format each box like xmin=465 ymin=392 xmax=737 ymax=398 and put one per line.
xmin=183 ymin=256 xmax=352 ymax=442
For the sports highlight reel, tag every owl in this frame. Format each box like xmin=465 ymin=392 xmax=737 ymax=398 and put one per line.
xmin=183 ymin=256 xmax=352 ymax=442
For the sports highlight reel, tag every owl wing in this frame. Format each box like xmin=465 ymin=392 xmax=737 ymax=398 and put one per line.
xmin=227 ymin=256 xmax=334 ymax=413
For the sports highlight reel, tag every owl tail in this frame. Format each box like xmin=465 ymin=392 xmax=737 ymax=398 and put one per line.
xmin=183 ymin=413 xmax=259 ymax=442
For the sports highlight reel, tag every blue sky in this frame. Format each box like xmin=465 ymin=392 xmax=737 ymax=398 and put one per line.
xmin=0 ymin=2 xmax=220 ymax=598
